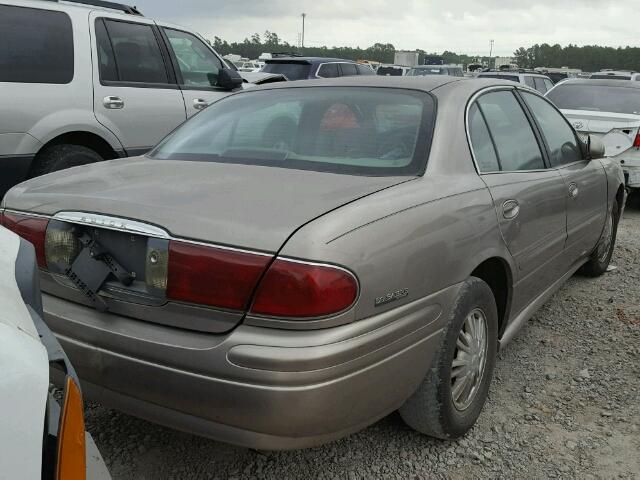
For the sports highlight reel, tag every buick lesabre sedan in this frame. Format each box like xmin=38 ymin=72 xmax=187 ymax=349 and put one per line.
xmin=1 ymin=77 xmax=625 ymax=450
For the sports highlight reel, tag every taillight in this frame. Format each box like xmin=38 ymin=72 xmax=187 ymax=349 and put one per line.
xmin=633 ymin=133 xmax=640 ymax=148
xmin=167 ymin=241 xmax=270 ymax=310
xmin=56 ymin=377 xmax=86 ymax=480
xmin=251 ymin=259 xmax=358 ymax=318
xmin=0 ymin=212 xmax=48 ymax=267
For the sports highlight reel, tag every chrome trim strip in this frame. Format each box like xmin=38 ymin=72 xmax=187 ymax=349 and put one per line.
xmin=3 ymin=209 xmax=52 ymax=220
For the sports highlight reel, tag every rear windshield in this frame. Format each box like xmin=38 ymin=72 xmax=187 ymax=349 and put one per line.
xmin=478 ymin=74 xmax=520 ymax=83
xmin=150 ymin=87 xmax=435 ymax=176
xmin=589 ymin=74 xmax=631 ymax=81
xmin=407 ymin=67 xmax=446 ymax=76
xmin=377 ymin=66 xmax=403 ymax=76
xmin=547 ymin=84 xmax=640 ymax=115
xmin=262 ymin=62 xmax=311 ymax=80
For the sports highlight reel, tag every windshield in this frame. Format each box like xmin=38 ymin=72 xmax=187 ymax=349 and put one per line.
xmin=547 ymin=84 xmax=640 ymax=115
xmin=262 ymin=62 xmax=311 ymax=80
xmin=407 ymin=67 xmax=446 ymax=76
xmin=150 ymin=87 xmax=435 ymax=176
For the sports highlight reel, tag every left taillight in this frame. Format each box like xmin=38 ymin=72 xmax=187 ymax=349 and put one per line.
xmin=0 ymin=211 xmax=48 ymax=268
xmin=633 ymin=132 xmax=640 ymax=148
xmin=56 ymin=376 xmax=86 ymax=480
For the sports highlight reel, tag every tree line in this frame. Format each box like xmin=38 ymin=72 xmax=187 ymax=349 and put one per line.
xmin=210 ymin=32 xmax=640 ymax=72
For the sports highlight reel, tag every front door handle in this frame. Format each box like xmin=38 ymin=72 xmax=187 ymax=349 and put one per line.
xmin=103 ymin=96 xmax=124 ymax=109
xmin=568 ymin=182 xmax=579 ymax=198
xmin=502 ymin=199 xmax=520 ymax=220
xmin=193 ymin=98 xmax=209 ymax=110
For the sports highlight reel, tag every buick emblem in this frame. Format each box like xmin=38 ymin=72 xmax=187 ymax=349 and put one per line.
xmin=572 ymin=121 xmax=584 ymax=130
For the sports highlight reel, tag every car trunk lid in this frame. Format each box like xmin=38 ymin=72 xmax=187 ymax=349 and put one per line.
xmin=562 ymin=109 xmax=640 ymax=157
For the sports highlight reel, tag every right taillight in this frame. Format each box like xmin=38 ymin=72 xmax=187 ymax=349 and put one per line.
xmin=633 ymin=133 xmax=640 ymax=148
xmin=251 ymin=259 xmax=358 ymax=318
xmin=167 ymin=240 xmax=271 ymax=310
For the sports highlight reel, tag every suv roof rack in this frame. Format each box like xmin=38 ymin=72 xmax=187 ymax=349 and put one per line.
xmin=47 ymin=0 xmax=143 ymax=15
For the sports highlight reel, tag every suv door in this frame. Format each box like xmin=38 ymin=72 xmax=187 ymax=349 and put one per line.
xmin=91 ymin=15 xmax=186 ymax=156
xmin=468 ymin=89 xmax=568 ymax=314
xmin=159 ymin=26 xmax=232 ymax=117
xmin=520 ymin=90 xmax=608 ymax=261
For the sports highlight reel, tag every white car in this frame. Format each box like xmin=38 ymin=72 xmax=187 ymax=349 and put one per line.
xmin=546 ymin=79 xmax=640 ymax=190
xmin=0 ymin=225 xmax=109 ymax=480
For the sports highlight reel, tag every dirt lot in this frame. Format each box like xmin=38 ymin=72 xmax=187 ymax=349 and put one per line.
xmin=85 ymin=202 xmax=640 ymax=480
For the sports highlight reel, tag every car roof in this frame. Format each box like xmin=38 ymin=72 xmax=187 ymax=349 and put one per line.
xmin=554 ymin=78 xmax=640 ymax=89
xmin=410 ymin=65 xmax=462 ymax=69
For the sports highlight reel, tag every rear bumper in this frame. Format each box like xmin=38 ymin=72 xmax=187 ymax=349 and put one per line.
xmin=43 ymin=285 xmax=458 ymax=450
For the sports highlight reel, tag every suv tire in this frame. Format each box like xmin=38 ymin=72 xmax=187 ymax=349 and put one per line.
xmin=30 ymin=144 xmax=103 ymax=177
xmin=399 ymin=277 xmax=498 ymax=439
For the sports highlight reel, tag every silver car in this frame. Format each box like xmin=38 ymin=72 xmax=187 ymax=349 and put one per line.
xmin=1 ymin=77 xmax=625 ymax=450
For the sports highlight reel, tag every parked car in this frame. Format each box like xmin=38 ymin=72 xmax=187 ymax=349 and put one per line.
xmin=262 ymin=56 xmax=375 ymax=80
xmin=476 ymin=70 xmax=555 ymax=94
xmin=1 ymin=76 xmax=625 ymax=450
xmin=406 ymin=65 xmax=465 ymax=77
xmin=0 ymin=0 xmax=245 ymax=197
xmin=546 ymin=79 xmax=640 ymax=191
xmin=0 ymin=225 xmax=109 ymax=479
xmin=377 ymin=64 xmax=411 ymax=76
xmin=590 ymin=70 xmax=640 ymax=81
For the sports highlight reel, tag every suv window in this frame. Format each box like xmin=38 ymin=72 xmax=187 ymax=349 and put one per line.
xmin=543 ymin=79 xmax=554 ymax=91
xmin=533 ymin=77 xmax=548 ymax=93
xmin=163 ymin=29 xmax=224 ymax=88
xmin=476 ymin=91 xmax=545 ymax=171
xmin=521 ymin=92 xmax=582 ymax=167
xmin=0 ymin=5 xmax=73 ymax=84
xmin=357 ymin=64 xmax=375 ymax=76
xmin=317 ymin=63 xmax=339 ymax=78
xmin=262 ymin=62 xmax=311 ymax=80
xmin=100 ymin=19 xmax=169 ymax=84
xmin=524 ymin=76 xmax=536 ymax=88
xmin=468 ymin=104 xmax=500 ymax=172
xmin=340 ymin=63 xmax=358 ymax=77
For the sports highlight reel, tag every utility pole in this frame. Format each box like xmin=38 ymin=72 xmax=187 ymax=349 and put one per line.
xmin=301 ymin=13 xmax=306 ymax=51
xmin=489 ymin=39 xmax=494 ymax=69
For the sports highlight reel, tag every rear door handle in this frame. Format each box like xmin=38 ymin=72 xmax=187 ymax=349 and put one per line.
xmin=193 ymin=98 xmax=209 ymax=110
xmin=502 ymin=199 xmax=520 ymax=220
xmin=103 ymin=96 xmax=124 ymax=109
xmin=568 ymin=182 xmax=579 ymax=198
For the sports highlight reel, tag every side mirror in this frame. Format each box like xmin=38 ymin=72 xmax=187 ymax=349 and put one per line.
xmin=215 ymin=68 xmax=244 ymax=90
xmin=586 ymin=135 xmax=605 ymax=160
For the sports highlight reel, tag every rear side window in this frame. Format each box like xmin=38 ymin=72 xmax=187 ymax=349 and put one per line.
xmin=521 ymin=92 xmax=582 ymax=167
xmin=533 ymin=77 xmax=548 ymax=93
xmin=317 ymin=63 xmax=339 ymax=78
xmin=476 ymin=91 xmax=545 ymax=171
xmin=543 ymin=79 xmax=554 ymax=91
xmin=0 ymin=5 xmax=73 ymax=84
xmin=524 ymin=76 xmax=536 ymax=88
xmin=468 ymin=104 xmax=500 ymax=172
xmin=340 ymin=63 xmax=358 ymax=77
xmin=99 ymin=19 xmax=169 ymax=84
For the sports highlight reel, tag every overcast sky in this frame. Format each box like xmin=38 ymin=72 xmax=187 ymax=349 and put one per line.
xmin=132 ymin=0 xmax=637 ymax=56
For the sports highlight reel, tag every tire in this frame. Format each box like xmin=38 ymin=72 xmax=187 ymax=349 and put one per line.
xmin=579 ymin=198 xmax=619 ymax=277
xmin=29 ymin=144 xmax=103 ymax=178
xmin=399 ymin=277 xmax=498 ymax=439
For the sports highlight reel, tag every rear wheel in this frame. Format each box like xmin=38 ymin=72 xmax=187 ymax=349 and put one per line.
xmin=29 ymin=144 xmax=103 ymax=178
xmin=579 ymin=198 xmax=619 ymax=277
xmin=399 ymin=277 xmax=498 ymax=439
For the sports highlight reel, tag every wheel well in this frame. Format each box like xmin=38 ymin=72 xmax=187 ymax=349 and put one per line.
xmin=36 ymin=132 xmax=119 ymax=162
xmin=471 ymin=258 xmax=511 ymax=337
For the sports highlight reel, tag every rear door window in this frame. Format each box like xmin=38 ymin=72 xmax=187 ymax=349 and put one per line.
xmin=543 ymin=79 xmax=554 ymax=91
xmin=317 ymin=63 xmax=339 ymax=78
xmin=476 ymin=90 xmax=545 ymax=171
xmin=101 ymin=19 xmax=169 ymax=84
xmin=468 ymin=104 xmax=500 ymax=172
xmin=0 ymin=5 xmax=74 ymax=84
xmin=533 ymin=77 xmax=548 ymax=93
xmin=524 ymin=76 xmax=536 ymax=88
xmin=339 ymin=63 xmax=358 ymax=77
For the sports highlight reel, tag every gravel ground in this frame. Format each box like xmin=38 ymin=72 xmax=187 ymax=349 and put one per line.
xmin=85 ymin=201 xmax=640 ymax=480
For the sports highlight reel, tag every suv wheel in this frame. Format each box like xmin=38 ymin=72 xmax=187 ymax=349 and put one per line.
xmin=30 ymin=144 xmax=103 ymax=178
xmin=399 ymin=277 xmax=498 ymax=439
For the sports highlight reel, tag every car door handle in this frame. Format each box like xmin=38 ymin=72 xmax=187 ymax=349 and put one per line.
xmin=568 ymin=182 xmax=579 ymax=198
xmin=502 ymin=200 xmax=520 ymax=220
xmin=103 ymin=96 xmax=124 ymax=109
xmin=193 ymin=98 xmax=209 ymax=110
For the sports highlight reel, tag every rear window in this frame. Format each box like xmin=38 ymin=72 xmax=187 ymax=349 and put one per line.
xmin=262 ymin=62 xmax=311 ymax=81
xmin=0 ymin=5 xmax=74 ymax=84
xmin=547 ymin=84 xmax=640 ymax=115
xmin=407 ymin=68 xmax=446 ymax=76
xmin=377 ymin=66 xmax=404 ymax=76
xmin=150 ymin=87 xmax=435 ymax=176
xmin=478 ymin=74 xmax=520 ymax=83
